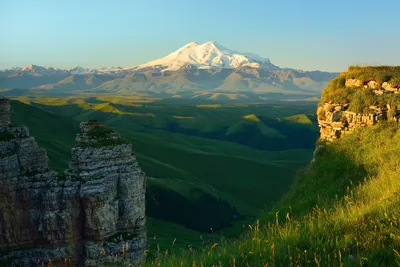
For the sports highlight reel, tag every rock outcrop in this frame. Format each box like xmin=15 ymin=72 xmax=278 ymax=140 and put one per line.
xmin=0 ymin=97 xmax=146 ymax=266
xmin=345 ymin=78 xmax=400 ymax=94
xmin=318 ymin=77 xmax=400 ymax=141
xmin=317 ymin=103 xmax=385 ymax=141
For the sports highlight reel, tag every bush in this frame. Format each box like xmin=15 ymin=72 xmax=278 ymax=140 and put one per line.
xmin=321 ymin=84 xmax=352 ymax=104
xmin=317 ymin=108 xmax=326 ymax=120
xmin=389 ymin=77 xmax=400 ymax=87
xmin=387 ymin=108 xmax=397 ymax=120
xmin=381 ymin=94 xmax=400 ymax=108
xmin=347 ymin=88 xmax=378 ymax=113
xmin=375 ymin=73 xmax=392 ymax=84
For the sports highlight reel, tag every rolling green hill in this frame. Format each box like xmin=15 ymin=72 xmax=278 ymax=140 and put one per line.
xmin=8 ymin=97 xmax=315 ymax=249
xmin=19 ymin=95 xmax=319 ymax=151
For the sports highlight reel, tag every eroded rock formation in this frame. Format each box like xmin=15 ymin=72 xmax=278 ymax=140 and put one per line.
xmin=317 ymin=103 xmax=385 ymax=141
xmin=0 ymin=97 xmax=146 ymax=266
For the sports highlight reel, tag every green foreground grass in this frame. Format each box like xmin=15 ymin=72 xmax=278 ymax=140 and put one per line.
xmin=133 ymin=122 xmax=400 ymax=266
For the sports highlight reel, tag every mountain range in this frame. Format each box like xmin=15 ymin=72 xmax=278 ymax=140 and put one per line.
xmin=0 ymin=41 xmax=338 ymax=100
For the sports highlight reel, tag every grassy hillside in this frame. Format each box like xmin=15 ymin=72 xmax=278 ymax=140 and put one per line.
xmin=8 ymin=99 xmax=314 ymax=248
xmin=15 ymin=95 xmax=319 ymax=151
xmin=139 ymin=122 xmax=400 ymax=267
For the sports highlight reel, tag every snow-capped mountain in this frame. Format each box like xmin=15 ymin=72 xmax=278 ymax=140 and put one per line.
xmin=68 ymin=67 xmax=93 ymax=75
xmin=0 ymin=41 xmax=339 ymax=97
xmin=0 ymin=41 xmax=277 ymax=76
xmin=132 ymin=41 xmax=276 ymax=71
xmin=19 ymin=65 xmax=68 ymax=76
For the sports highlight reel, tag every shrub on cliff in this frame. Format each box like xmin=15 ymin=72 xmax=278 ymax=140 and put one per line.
xmin=321 ymin=77 xmax=351 ymax=104
xmin=348 ymin=88 xmax=377 ymax=113
xmin=390 ymin=77 xmax=400 ymax=88
xmin=316 ymin=108 xmax=326 ymax=120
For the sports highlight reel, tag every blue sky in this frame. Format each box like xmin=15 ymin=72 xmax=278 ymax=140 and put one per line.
xmin=1 ymin=0 xmax=399 ymax=72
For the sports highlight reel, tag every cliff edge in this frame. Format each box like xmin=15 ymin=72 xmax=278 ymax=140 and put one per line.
xmin=0 ymin=97 xmax=146 ymax=266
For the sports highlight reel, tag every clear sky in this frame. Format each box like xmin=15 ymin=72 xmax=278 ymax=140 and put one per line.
xmin=1 ymin=0 xmax=399 ymax=72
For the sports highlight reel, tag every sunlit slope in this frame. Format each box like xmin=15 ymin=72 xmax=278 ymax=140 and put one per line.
xmin=142 ymin=122 xmax=400 ymax=267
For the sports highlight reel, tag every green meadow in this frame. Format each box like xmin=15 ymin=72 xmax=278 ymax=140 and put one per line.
xmin=9 ymin=95 xmax=318 ymax=249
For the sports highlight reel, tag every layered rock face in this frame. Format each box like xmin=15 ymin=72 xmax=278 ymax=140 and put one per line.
xmin=0 ymin=98 xmax=146 ymax=266
xmin=318 ymin=77 xmax=400 ymax=141
xmin=66 ymin=121 xmax=146 ymax=266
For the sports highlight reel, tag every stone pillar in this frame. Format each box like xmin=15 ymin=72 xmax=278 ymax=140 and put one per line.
xmin=0 ymin=97 xmax=11 ymax=126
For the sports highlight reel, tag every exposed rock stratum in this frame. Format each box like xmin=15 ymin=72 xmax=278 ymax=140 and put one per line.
xmin=317 ymin=76 xmax=400 ymax=141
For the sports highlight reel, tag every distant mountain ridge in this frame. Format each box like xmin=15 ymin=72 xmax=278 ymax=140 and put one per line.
xmin=0 ymin=41 xmax=339 ymax=99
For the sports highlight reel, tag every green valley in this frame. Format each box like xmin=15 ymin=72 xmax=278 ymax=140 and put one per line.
xmin=8 ymin=96 xmax=317 ymax=250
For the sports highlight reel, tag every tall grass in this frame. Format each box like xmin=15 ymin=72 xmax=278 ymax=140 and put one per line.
xmin=130 ymin=122 xmax=400 ymax=266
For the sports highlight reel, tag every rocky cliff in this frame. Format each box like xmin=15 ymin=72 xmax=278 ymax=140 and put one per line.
xmin=317 ymin=67 xmax=400 ymax=141
xmin=0 ymin=97 xmax=146 ymax=266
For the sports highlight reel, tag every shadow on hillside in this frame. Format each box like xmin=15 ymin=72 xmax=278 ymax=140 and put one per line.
xmin=262 ymin=143 xmax=368 ymax=222
xmin=146 ymin=185 xmax=243 ymax=232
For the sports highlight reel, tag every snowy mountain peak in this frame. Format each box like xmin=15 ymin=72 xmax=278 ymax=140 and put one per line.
xmin=2 ymin=42 xmax=276 ymax=75
xmin=18 ymin=64 xmax=67 ymax=76
xmin=135 ymin=41 xmax=275 ymax=71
